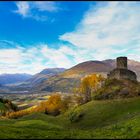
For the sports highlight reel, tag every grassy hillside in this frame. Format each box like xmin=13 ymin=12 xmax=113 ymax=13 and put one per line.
xmin=94 ymin=78 xmax=140 ymax=100
xmin=1 ymin=97 xmax=140 ymax=138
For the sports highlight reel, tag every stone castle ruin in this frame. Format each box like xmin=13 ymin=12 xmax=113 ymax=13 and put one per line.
xmin=107 ymin=57 xmax=137 ymax=81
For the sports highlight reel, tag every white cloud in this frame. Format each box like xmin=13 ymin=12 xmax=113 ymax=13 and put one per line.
xmin=0 ymin=49 xmax=21 ymax=64
xmin=14 ymin=2 xmax=29 ymax=17
xmin=33 ymin=2 xmax=59 ymax=12
xmin=0 ymin=42 xmax=76 ymax=74
xmin=14 ymin=1 xmax=59 ymax=21
xmin=41 ymin=44 xmax=74 ymax=68
xmin=60 ymin=2 xmax=140 ymax=61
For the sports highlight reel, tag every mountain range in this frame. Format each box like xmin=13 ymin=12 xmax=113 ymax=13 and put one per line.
xmin=20 ymin=68 xmax=66 ymax=88
xmin=1 ymin=59 xmax=140 ymax=93
xmin=1 ymin=68 xmax=66 ymax=92
xmin=0 ymin=74 xmax=32 ymax=85
xmin=31 ymin=59 xmax=140 ymax=93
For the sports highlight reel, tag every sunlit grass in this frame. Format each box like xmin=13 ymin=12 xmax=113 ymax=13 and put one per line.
xmin=1 ymin=97 xmax=140 ymax=138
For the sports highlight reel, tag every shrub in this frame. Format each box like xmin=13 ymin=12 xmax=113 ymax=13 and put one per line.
xmin=6 ymin=109 xmax=32 ymax=119
xmin=61 ymin=95 xmax=73 ymax=112
xmin=0 ymin=98 xmax=18 ymax=117
xmin=73 ymin=93 xmax=85 ymax=106
xmin=45 ymin=108 xmax=60 ymax=116
xmin=68 ymin=107 xmax=84 ymax=123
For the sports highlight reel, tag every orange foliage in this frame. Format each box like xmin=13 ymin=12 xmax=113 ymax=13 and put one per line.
xmin=6 ymin=108 xmax=34 ymax=119
xmin=75 ymin=74 xmax=105 ymax=103
xmin=44 ymin=94 xmax=69 ymax=116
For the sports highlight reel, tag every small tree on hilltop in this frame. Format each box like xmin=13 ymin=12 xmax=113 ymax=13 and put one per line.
xmin=75 ymin=74 xmax=105 ymax=104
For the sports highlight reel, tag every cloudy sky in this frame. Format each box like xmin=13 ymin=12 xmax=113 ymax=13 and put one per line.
xmin=0 ymin=1 xmax=140 ymax=74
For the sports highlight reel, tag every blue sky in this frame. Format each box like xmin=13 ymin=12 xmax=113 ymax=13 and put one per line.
xmin=0 ymin=1 xmax=92 ymax=45
xmin=0 ymin=1 xmax=140 ymax=74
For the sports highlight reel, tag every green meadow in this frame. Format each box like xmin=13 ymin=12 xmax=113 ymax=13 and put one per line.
xmin=1 ymin=97 xmax=140 ymax=139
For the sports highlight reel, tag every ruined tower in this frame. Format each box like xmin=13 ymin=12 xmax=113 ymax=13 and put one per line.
xmin=117 ymin=57 xmax=127 ymax=69
xmin=107 ymin=57 xmax=137 ymax=81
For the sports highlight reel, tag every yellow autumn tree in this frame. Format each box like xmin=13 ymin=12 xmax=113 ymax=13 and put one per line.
xmin=45 ymin=94 xmax=62 ymax=115
xmin=75 ymin=74 xmax=105 ymax=103
xmin=40 ymin=94 xmax=71 ymax=116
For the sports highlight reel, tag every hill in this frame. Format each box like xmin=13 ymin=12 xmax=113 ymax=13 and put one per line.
xmin=20 ymin=68 xmax=65 ymax=88
xmin=94 ymin=78 xmax=140 ymax=100
xmin=31 ymin=59 xmax=140 ymax=93
xmin=1 ymin=97 xmax=140 ymax=138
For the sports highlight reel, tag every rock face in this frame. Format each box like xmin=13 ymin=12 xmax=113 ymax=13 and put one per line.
xmin=108 ymin=57 xmax=137 ymax=81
